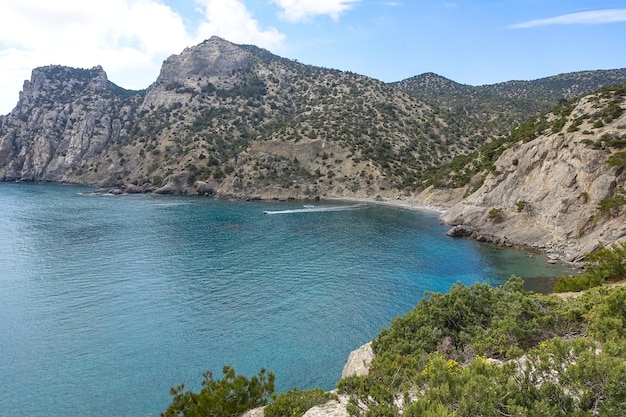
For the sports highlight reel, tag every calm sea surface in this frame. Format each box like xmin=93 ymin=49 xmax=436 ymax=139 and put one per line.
xmin=0 ymin=183 xmax=573 ymax=417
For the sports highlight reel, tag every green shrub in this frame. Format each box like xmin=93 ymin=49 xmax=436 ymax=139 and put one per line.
xmin=608 ymin=151 xmax=626 ymax=167
xmin=554 ymin=242 xmax=626 ymax=292
xmin=265 ymin=388 xmax=337 ymax=417
xmin=339 ymin=277 xmax=615 ymax=416
xmin=162 ymin=366 xmax=275 ymax=417
xmin=585 ymin=242 xmax=626 ymax=282
xmin=516 ymin=200 xmax=528 ymax=212
xmin=553 ymin=273 xmax=604 ymax=292
xmin=487 ymin=208 xmax=503 ymax=222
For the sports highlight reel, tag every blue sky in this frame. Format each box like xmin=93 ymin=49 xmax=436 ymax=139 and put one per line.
xmin=0 ymin=1 xmax=625 ymax=114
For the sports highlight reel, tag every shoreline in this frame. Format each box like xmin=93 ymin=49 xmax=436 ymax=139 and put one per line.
xmin=325 ymin=196 xmax=448 ymax=216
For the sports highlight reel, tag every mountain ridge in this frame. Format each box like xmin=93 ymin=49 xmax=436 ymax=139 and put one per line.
xmin=1 ymin=37 xmax=626 ymax=260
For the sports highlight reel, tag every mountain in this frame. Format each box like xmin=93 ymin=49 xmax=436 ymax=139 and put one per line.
xmin=440 ymin=82 xmax=626 ymax=262
xmin=2 ymin=37 xmax=626 ymax=258
xmin=0 ymin=37 xmax=454 ymax=199
xmin=3 ymin=37 xmax=626 ymax=202
xmin=394 ymin=69 xmax=626 ymax=145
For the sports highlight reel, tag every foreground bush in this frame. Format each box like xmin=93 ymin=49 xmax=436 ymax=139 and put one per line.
xmin=162 ymin=366 xmax=274 ymax=417
xmin=554 ymin=241 xmax=626 ymax=292
xmin=338 ymin=278 xmax=626 ymax=417
xmin=163 ymin=272 xmax=626 ymax=416
xmin=265 ymin=388 xmax=337 ymax=417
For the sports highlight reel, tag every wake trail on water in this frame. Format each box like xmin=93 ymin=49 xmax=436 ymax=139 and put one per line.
xmin=263 ymin=204 xmax=364 ymax=215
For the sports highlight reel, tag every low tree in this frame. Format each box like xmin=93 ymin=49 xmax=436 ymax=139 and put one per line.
xmin=162 ymin=366 xmax=275 ymax=417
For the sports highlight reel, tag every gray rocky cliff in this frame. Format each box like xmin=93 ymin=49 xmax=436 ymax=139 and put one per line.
xmin=142 ymin=36 xmax=253 ymax=108
xmin=0 ymin=65 xmax=142 ymax=184
xmin=341 ymin=342 xmax=374 ymax=378
xmin=442 ymin=90 xmax=626 ymax=262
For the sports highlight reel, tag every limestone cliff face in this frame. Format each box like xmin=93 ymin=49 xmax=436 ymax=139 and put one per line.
xmin=0 ymin=66 xmax=142 ymax=184
xmin=442 ymin=88 xmax=626 ymax=262
xmin=142 ymin=37 xmax=252 ymax=108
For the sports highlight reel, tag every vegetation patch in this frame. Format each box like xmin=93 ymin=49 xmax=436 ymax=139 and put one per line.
xmin=162 ymin=366 xmax=274 ymax=417
xmin=265 ymin=388 xmax=337 ymax=417
xmin=554 ymin=241 xmax=626 ymax=292
xmin=338 ymin=276 xmax=626 ymax=416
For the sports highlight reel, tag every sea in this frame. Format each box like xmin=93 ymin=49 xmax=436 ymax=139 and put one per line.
xmin=0 ymin=182 xmax=574 ymax=417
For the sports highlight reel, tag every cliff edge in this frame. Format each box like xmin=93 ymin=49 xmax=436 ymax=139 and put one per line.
xmin=441 ymin=85 xmax=626 ymax=262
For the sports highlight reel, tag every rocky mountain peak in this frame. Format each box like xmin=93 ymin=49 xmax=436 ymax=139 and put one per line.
xmin=155 ymin=36 xmax=252 ymax=88
xmin=16 ymin=65 xmax=109 ymax=112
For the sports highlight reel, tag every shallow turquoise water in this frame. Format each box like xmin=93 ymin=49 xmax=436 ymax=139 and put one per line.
xmin=0 ymin=183 xmax=573 ymax=416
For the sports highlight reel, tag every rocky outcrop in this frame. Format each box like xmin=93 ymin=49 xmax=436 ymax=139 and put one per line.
xmin=341 ymin=342 xmax=374 ymax=378
xmin=442 ymin=89 xmax=626 ymax=262
xmin=0 ymin=65 xmax=142 ymax=183
xmin=240 ymin=342 xmax=372 ymax=417
xmin=302 ymin=395 xmax=350 ymax=417
xmin=143 ymin=37 xmax=252 ymax=108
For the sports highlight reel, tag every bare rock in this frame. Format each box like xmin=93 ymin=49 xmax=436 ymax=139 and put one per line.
xmin=302 ymin=394 xmax=351 ymax=417
xmin=241 ymin=406 xmax=265 ymax=417
xmin=341 ymin=342 xmax=374 ymax=378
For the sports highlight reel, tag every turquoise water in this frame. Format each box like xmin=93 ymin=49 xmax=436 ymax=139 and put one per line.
xmin=0 ymin=183 xmax=573 ymax=417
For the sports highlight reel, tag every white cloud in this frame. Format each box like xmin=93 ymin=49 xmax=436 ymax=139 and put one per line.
xmin=510 ymin=8 xmax=626 ymax=29
xmin=271 ymin=0 xmax=361 ymax=22
xmin=0 ymin=0 xmax=286 ymax=114
xmin=195 ymin=0 xmax=285 ymax=48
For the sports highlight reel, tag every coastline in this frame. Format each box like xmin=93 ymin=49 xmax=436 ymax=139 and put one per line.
xmin=325 ymin=196 xmax=448 ymax=216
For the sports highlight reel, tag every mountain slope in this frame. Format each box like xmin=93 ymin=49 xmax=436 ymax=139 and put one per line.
xmin=394 ymin=69 xmax=626 ymax=145
xmin=0 ymin=37 xmax=456 ymax=198
xmin=2 ymin=36 xmax=626 ymax=211
xmin=440 ymin=83 xmax=626 ymax=262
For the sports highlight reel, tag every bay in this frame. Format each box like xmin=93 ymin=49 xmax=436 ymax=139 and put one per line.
xmin=0 ymin=183 xmax=573 ymax=417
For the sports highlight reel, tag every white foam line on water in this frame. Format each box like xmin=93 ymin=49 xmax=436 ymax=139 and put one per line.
xmin=263 ymin=204 xmax=363 ymax=215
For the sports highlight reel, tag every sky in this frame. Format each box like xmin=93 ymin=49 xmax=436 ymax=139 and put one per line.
xmin=1 ymin=1 xmax=625 ymax=114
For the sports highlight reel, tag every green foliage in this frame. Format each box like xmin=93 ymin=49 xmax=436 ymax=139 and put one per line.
xmin=597 ymin=187 xmax=626 ymax=215
xmin=487 ymin=207 xmax=503 ymax=221
xmin=607 ymin=151 xmax=626 ymax=167
xmin=602 ymin=101 xmax=625 ymax=123
xmin=554 ymin=242 xmax=626 ymax=292
xmin=585 ymin=242 xmax=626 ymax=283
xmin=516 ymin=200 xmax=528 ymax=212
xmin=162 ymin=366 xmax=275 ymax=417
xmin=338 ymin=275 xmax=626 ymax=417
xmin=551 ymin=117 xmax=567 ymax=133
xmin=553 ymin=273 xmax=603 ymax=293
xmin=265 ymin=388 xmax=337 ymax=417
xmin=404 ymin=337 xmax=626 ymax=417
xmin=217 ymin=75 xmax=267 ymax=98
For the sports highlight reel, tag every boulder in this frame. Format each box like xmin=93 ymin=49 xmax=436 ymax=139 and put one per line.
xmin=341 ymin=342 xmax=374 ymax=378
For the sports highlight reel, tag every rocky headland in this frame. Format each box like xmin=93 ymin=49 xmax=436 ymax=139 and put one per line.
xmin=440 ymin=86 xmax=626 ymax=264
